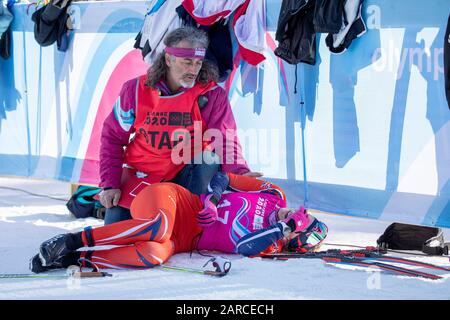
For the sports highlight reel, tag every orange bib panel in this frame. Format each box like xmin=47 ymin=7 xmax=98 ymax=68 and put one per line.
xmin=124 ymin=75 xmax=216 ymax=183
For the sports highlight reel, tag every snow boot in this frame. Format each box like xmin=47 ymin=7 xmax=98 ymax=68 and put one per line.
xmin=39 ymin=233 xmax=82 ymax=266
xmin=29 ymin=254 xmax=61 ymax=273
xmin=30 ymin=251 xmax=81 ymax=273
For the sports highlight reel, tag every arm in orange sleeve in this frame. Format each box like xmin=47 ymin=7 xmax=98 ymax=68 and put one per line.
xmin=226 ymin=173 xmax=286 ymax=201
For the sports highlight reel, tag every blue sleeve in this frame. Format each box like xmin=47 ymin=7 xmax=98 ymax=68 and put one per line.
xmin=236 ymin=223 xmax=284 ymax=257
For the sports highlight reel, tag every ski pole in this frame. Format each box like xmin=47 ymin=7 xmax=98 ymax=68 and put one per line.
xmin=159 ymin=265 xmax=227 ymax=277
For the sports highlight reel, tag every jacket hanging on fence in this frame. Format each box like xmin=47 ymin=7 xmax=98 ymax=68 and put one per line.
xmin=133 ymin=0 xmax=233 ymax=77
xmin=134 ymin=0 xmax=182 ymax=64
xmin=313 ymin=0 xmax=344 ymax=33
xmin=176 ymin=5 xmax=233 ymax=82
xmin=0 ymin=24 xmax=10 ymax=59
xmin=325 ymin=0 xmax=366 ymax=54
xmin=182 ymin=0 xmax=267 ymax=66
xmin=135 ymin=0 xmax=266 ymax=67
xmin=274 ymin=0 xmax=316 ymax=65
xmin=445 ymin=14 xmax=450 ymax=109
xmin=31 ymin=0 xmax=72 ymax=52
xmin=274 ymin=0 xmax=366 ymax=65
xmin=0 ymin=0 xmax=13 ymax=38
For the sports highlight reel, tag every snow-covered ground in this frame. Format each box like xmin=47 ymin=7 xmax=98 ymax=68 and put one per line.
xmin=0 ymin=176 xmax=449 ymax=300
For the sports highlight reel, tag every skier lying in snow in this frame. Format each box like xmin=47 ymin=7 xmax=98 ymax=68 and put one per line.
xmin=30 ymin=172 xmax=328 ymax=273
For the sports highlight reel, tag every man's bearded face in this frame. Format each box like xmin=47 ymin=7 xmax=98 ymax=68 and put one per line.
xmin=166 ymin=41 xmax=204 ymax=89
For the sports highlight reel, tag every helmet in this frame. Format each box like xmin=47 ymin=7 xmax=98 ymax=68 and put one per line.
xmin=287 ymin=219 xmax=328 ymax=253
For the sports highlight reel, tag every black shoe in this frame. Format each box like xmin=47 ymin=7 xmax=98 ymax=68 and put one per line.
xmin=29 ymin=254 xmax=61 ymax=273
xmin=39 ymin=234 xmax=73 ymax=267
xmin=30 ymin=251 xmax=82 ymax=273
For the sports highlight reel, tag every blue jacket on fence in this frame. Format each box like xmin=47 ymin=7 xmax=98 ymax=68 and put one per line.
xmin=0 ymin=1 xmax=13 ymax=38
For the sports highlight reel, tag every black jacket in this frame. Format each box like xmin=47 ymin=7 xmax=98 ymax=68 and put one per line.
xmin=325 ymin=0 xmax=365 ymax=54
xmin=275 ymin=0 xmax=316 ymax=65
xmin=31 ymin=0 xmax=72 ymax=51
xmin=274 ymin=0 xmax=364 ymax=64
xmin=0 ymin=25 xmax=11 ymax=59
xmin=313 ymin=0 xmax=344 ymax=34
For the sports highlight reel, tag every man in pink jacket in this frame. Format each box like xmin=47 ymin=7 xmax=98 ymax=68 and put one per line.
xmin=99 ymin=27 xmax=261 ymax=224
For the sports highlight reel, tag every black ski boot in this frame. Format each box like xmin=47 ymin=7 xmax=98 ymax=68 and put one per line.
xmin=30 ymin=251 xmax=82 ymax=273
xmin=29 ymin=254 xmax=61 ymax=273
xmin=39 ymin=233 xmax=83 ymax=267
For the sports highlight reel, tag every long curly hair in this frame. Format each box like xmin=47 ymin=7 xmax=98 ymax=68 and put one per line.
xmin=145 ymin=27 xmax=219 ymax=88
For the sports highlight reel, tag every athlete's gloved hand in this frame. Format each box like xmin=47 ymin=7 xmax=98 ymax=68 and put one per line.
xmin=197 ymin=194 xmax=218 ymax=227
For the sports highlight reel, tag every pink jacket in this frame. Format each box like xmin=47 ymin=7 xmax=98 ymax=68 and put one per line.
xmin=99 ymin=78 xmax=250 ymax=189
xmin=198 ymin=191 xmax=286 ymax=253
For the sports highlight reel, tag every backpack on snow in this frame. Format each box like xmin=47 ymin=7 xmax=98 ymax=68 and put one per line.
xmin=66 ymin=185 xmax=105 ymax=219
xmin=377 ymin=222 xmax=448 ymax=255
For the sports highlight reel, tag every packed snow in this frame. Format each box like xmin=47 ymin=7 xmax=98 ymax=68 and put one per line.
xmin=0 ymin=176 xmax=449 ymax=300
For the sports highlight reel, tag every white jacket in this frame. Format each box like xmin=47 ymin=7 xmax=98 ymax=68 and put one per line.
xmin=135 ymin=0 xmax=182 ymax=64
xmin=183 ymin=0 xmax=267 ymax=65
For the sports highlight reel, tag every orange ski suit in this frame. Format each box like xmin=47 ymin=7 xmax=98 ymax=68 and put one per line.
xmin=79 ymin=173 xmax=285 ymax=269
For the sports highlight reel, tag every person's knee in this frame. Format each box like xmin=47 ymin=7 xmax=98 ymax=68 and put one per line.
xmin=135 ymin=241 xmax=174 ymax=266
xmin=104 ymin=206 xmax=131 ymax=225
xmin=131 ymin=184 xmax=178 ymax=219
xmin=188 ymin=152 xmax=221 ymax=195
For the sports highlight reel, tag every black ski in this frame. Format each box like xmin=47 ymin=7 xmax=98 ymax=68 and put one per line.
xmin=342 ymin=248 xmax=450 ymax=272
xmin=265 ymin=247 xmax=450 ymax=271
xmin=323 ymin=242 xmax=450 ymax=258
xmin=0 ymin=271 xmax=112 ymax=279
xmin=262 ymin=249 xmax=447 ymax=280
xmin=321 ymin=256 xmax=442 ymax=280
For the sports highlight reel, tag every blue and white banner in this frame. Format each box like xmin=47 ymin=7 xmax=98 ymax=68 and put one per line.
xmin=0 ymin=0 xmax=449 ymax=227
